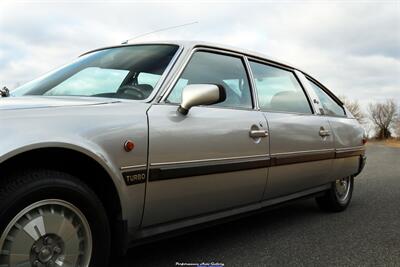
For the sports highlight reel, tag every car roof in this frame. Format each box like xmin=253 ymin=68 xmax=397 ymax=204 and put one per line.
xmin=81 ymin=40 xmax=302 ymax=72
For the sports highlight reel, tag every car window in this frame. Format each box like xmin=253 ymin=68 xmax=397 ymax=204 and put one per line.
xmin=166 ymin=51 xmax=252 ymax=109
xmin=307 ymin=79 xmax=345 ymax=116
xmin=12 ymin=45 xmax=178 ymax=100
xmin=45 ymin=67 xmax=129 ymax=96
xmin=138 ymin=72 xmax=161 ymax=88
xmin=249 ymin=61 xmax=312 ymax=114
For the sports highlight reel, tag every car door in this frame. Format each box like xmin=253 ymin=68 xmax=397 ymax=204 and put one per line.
xmin=248 ymin=60 xmax=334 ymax=200
xmin=142 ymin=50 xmax=270 ymax=227
xmin=305 ymin=76 xmax=365 ymax=181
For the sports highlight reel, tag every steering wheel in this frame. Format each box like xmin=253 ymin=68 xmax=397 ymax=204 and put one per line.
xmin=117 ymin=85 xmax=145 ymax=100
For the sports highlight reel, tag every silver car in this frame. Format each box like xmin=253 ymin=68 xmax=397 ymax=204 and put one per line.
xmin=0 ymin=41 xmax=366 ymax=267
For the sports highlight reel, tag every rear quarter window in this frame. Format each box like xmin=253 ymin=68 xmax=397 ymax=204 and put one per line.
xmin=307 ymin=78 xmax=346 ymax=117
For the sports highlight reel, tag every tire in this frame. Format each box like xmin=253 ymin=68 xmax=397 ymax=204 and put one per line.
xmin=0 ymin=169 xmax=110 ymax=267
xmin=316 ymin=176 xmax=354 ymax=212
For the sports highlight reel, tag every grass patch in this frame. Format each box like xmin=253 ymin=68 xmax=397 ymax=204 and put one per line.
xmin=368 ymin=138 xmax=400 ymax=148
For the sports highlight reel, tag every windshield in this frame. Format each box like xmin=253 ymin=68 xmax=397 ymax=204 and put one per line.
xmin=11 ymin=44 xmax=179 ymax=100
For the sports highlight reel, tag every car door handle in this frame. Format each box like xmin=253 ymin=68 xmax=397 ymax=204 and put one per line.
xmin=249 ymin=129 xmax=269 ymax=138
xmin=319 ymin=129 xmax=331 ymax=137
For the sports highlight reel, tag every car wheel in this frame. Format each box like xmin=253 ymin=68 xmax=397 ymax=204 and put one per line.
xmin=0 ymin=169 xmax=110 ymax=267
xmin=316 ymin=176 xmax=354 ymax=212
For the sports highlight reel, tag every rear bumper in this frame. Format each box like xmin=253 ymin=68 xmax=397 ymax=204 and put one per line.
xmin=354 ymin=155 xmax=367 ymax=177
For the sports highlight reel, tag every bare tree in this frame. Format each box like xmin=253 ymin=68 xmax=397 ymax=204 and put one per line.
xmin=339 ymin=96 xmax=366 ymax=124
xmin=368 ymin=99 xmax=398 ymax=139
xmin=395 ymin=117 xmax=400 ymax=138
xmin=363 ymin=123 xmax=374 ymax=139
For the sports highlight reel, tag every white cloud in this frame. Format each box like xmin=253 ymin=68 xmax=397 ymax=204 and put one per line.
xmin=0 ymin=0 xmax=399 ymax=110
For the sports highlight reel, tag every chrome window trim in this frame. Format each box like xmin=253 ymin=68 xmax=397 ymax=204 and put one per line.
xmin=243 ymin=56 xmax=260 ymax=111
xmin=251 ymin=109 xmax=316 ymax=116
xmin=246 ymin=57 xmax=315 ymax=115
xmin=159 ymin=46 xmax=257 ymax=110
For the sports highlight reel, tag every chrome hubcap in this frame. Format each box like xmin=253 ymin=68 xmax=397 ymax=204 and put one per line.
xmin=335 ymin=177 xmax=351 ymax=203
xmin=0 ymin=199 xmax=92 ymax=267
xmin=31 ymin=234 xmax=64 ymax=266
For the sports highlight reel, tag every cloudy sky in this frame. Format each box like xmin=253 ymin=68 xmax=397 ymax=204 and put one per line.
xmin=0 ymin=0 xmax=399 ymax=110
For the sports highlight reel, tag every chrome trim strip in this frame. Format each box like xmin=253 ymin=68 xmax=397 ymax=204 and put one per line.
xmin=243 ymin=56 xmax=260 ymax=110
xmin=335 ymin=146 xmax=365 ymax=152
xmin=334 ymin=146 xmax=366 ymax=158
xmin=271 ymin=148 xmax=335 ymax=157
xmin=122 ymin=148 xmax=363 ymax=170
xmin=150 ymin=154 xmax=270 ymax=167
xmin=120 ymin=164 xmax=147 ymax=171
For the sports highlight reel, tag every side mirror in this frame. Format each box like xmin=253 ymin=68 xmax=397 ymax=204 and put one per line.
xmin=177 ymin=84 xmax=226 ymax=115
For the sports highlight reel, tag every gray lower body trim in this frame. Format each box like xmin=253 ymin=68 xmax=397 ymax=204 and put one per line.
xmin=129 ymin=183 xmax=330 ymax=243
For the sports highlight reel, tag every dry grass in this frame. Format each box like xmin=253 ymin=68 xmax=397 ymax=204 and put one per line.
xmin=385 ymin=139 xmax=400 ymax=148
xmin=368 ymin=138 xmax=400 ymax=148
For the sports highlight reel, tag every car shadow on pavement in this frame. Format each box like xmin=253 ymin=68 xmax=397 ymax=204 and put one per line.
xmin=113 ymin=199 xmax=324 ymax=267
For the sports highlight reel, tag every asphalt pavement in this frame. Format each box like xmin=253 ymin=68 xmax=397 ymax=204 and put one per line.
xmin=115 ymin=143 xmax=400 ymax=267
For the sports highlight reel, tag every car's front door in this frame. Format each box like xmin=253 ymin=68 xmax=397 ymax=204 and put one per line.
xmin=248 ymin=60 xmax=335 ymax=200
xmin=142 ymin=50 xmax=269 ymax=227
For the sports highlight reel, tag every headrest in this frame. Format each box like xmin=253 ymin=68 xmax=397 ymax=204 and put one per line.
xmin=270 ymin=91 xmax=309 ymax=113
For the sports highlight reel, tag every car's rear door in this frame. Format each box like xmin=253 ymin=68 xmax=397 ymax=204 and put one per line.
xmin=142 ymin=49 xmax=269 ymax=227
xmin=305 ymin=76 xmax=365 ymax=181
xmin=248 ymin=60 xmax=335 ymax=200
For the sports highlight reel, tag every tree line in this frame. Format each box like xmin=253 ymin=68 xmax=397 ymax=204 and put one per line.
xmin=340 ymin=97 xmax=399 ymax=139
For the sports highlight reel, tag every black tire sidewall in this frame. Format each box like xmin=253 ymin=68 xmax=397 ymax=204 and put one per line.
xmin=331 ymin=176 xmax=354 ymax=208
xmin=0 ymin=171 xmax=110 ymax=267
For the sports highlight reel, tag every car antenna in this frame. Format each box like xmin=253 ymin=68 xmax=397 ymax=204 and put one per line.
xmin=121 ymin=21 xmax=198 ymax=44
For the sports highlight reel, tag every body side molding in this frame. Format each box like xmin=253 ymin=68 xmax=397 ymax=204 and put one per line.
xmin=134 ymin=147 xmax=365 ymax=183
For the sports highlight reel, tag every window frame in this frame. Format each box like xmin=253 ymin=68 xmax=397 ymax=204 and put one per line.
xmin=246 ymin=57 xmax=315 ymax=115
xmin=160 ymin=47 xmax=257 ymax=111
xmin=305 ymin=75 xmax=347 ymax=118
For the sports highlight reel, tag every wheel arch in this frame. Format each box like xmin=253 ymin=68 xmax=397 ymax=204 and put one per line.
xmin=0 ymin=144 xmax=129 ymax=253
